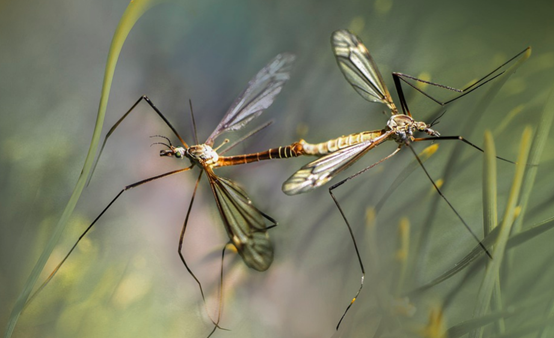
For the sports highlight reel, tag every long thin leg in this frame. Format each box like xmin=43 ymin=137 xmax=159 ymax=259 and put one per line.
xmin=260 ymin=211 xmax=278 ymax=231
xmin=405 ymin=144 xmax=492 ymax=258
xmin=393 ymin=70 xmax=504 ymax=114
xmin=88 ymin=95 xmax=189 ymax=185
xmin=413 ymin=136 xmax=516 ymax=164
xmin=25 ymin=166 xmax=193 ymax=308
xmin=329 ymin=146 xmax=402 ymax=192
xmin=177 ymin=170 xmax=223 ymax=329
xmin=375 ymin=134 xmax=520 ymax=225
xmin=207 ymin=242 xmax=233 ymax=338
xmin=327 ymin=146 xmax=402 ymax=330
xmin=329 ymin=187 xmax=365 ymax=330
xmin=392 ymin=47 xmax=530 ymax=113
xmin=189 ymin=99 xmax=200 ymax=145
xmin=374 ymin=145 xmax=437 ymax=213
xmin=205 ymin=213 xmax=276 ymax=336
xmin=375 ymin=134 xmax=516 ymax=216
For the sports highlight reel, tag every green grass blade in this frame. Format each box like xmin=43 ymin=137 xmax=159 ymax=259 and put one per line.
xmin=492 ymin=105 xmax=524 ymax=137
xmin=482 ymin=130 xmax=498 ymax=237
xmin=507 ymin=215 xmax=554 ymax=249
xmin=482 ymin=130 xmax=505 ymax=334
xmin=469 ymin=126 xmax=532 ymax=338
xmin=492 ymin=316 xmax=554 ymax=338
xmin=414 ymin=48 xmax=532 ymax=274
xmin=447 ymin=306 xmax=519 ymax=338
xmin=4 ymin=1 xmax=162 ymax=337
xmin=407 ymin=213 xmax=554 ymax=296
xmin=394 ymin=217 xmax=410 ymax=296
xmin=534 ymin=89 xmax=554 ymax=338
xmin=512 ymin=88 xmax=554 ymax=234
xmin=446 ymin=293 xmax=551 ymax=338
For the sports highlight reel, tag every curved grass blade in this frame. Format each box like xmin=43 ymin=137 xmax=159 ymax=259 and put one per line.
xmin=492 ymin=316 xmax=554 ymax=338
xmin=482 ymin=130 xmax=498 ymax=238
xmin=413 ymin=47 xmax=532 ymax=276
xmin=469 ymin=126 xmax=532 ymax=338
xmin=446 ymin=294 xmax=546 ymax=338
xmin=507 ymin=215 xmax=554 ymax=248
xmin=4 ymin=2 xmax=164 ymax=337
xmin=394 ymin=217 xmax=410 ymax=297
xmin=408 ymin=213 xmax=554 ymax=296
xmin=406 ymin=90 xmax=551 ymax=294
xmin=482 ymin=130 xmax=506 ymax=334
xmin=511 ymin=89 xmax=554 ymax=233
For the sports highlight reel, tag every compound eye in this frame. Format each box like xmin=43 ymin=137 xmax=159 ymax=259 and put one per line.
xmin=177 ymin=148 xmax=187 ymax=158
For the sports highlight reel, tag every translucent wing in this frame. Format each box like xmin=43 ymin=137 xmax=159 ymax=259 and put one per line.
xmin=206 ymin=53 xmax=296 ymax=146
xmin=206 ymin=169 xmax=273 ymax=271
xmin=332 ymin=29 xmax=396 ymax=112
xmin=282 ymin=130 xmax=391 ymax=195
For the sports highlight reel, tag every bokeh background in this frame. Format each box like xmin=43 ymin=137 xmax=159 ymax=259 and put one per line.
xmin=2 ymin=0 xmax=554 ymax=337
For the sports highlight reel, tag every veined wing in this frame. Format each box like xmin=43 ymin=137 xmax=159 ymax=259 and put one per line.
xmin=206 ymin=169 xmax=273 ymax=271
xmin=282 ymin=130 xmax=392 ymax=195
xmin=332 ymin=29 xmax=396 ymax=113
xmin=206 ymin=53 xmax=296 ymax=146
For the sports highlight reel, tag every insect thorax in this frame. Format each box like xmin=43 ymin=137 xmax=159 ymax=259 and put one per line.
xmin=186 ymin=144 xmax=219 ymax=166
xmin=387 ymin=115 xmax=433 ymax=143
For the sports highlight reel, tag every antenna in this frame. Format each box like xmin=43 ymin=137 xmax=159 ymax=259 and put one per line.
xmin=189 ymin=99 xmax=199 ymax=145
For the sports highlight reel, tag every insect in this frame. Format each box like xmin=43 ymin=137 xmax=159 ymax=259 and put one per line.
xmin=31 ymin=53 xmax=304 ymax=336
xmin=282 ymin=29 xmax=529 ymax=329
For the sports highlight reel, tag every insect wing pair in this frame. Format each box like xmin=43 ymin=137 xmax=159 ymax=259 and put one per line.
xmin=196 ymin=53 xmax=295 ymax=271
xmin=281 ymin=29 xmax=528 ymax=331
xmin=283 ymin=30 xmax=401 ymax=195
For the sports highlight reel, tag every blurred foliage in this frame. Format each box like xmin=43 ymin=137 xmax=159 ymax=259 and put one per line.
xmin=3 ymin=1 xmax=164 ymax=336
xmin=2 ymin=0 xmax=554 ymax=337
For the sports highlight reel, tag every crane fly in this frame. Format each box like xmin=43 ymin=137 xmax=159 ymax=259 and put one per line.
xmin=30 ymin=53 xmax=305 ymax=336
xmin=282 ymin=29 xmax=529 ymax=330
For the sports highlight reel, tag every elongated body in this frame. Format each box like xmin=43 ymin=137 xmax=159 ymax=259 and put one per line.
xmin=283 ymin=30 xmax=529 ymax=195
xmin=215 ymin=141 xmax=306 ymax=166
xmin=281 ymin=30 xmax=431 ymax=195
xmin=298 ymin=130 xmax=386 ymax=155
xmin=28 ymin=53 xmax=298 ymax=337
xmin=160 ymin=137 xmax=305 ymax=271
xmin=284 ymin=112 xmax=439 ymax=194
xmin=279 ymin=29 xmax=529 ymax=332
xmin=151 ymin=52 xmax=298 ymax=272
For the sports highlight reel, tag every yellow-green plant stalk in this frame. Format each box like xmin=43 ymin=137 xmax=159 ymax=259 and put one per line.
xmin=4 ymin=1 xmax=165 ymax=337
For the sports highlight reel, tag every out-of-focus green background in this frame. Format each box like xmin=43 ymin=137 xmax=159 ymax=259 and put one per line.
xmin=2 ymin=0 xmax=554 ymax=337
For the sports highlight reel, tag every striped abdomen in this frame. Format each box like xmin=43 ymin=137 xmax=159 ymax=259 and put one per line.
xmin=299 ymin=129 xmax=386 ymax=155
xmin=216 ymin=142 xmax=305 ymax=167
